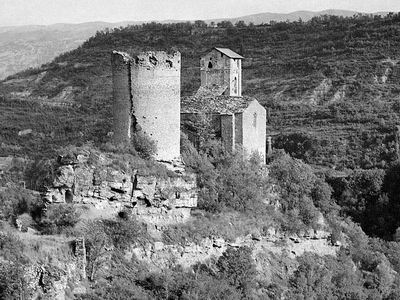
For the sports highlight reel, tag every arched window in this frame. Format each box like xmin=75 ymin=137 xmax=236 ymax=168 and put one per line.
xmin=208 ymin=61 xmax=213 ymax=69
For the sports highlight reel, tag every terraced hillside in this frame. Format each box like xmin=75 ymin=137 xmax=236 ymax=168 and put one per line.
xmin=1 ymin=14 xmax=400 ymax=167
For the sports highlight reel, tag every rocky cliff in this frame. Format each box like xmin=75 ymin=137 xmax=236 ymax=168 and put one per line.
xmin=44 ymin=148 xmax=198 ymax=226
xmin=129 ymin=226 xmax=340 ymax=286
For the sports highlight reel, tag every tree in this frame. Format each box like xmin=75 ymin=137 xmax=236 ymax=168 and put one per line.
xmin=83 ymin=221 xmax=112 ymax=281
xmin=194 ymin=20 xmax=207 ymax=28
xmin=217 ymin=246 xmax=257 ymax=294
xmin=235 ymin=21 xmax=246 ymax=28
xmin=217 ymin=21 xmax=234 ymax=28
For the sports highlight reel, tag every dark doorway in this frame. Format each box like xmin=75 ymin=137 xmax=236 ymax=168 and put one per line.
xmin=65 ymin=190 xmax=73 ymax=203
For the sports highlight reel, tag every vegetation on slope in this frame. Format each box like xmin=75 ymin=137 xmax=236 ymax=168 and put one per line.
xmin=2 ymin=13 xmax=400 ymax=167
xmin=3 ymin=13 xmax=400 ymax=299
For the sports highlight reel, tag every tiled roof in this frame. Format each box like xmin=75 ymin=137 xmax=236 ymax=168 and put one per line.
xmin=194 ymin=84 xmax=228 ymax=97
xmin=181 ymin=95 xmax=256 ymax=114
xmin=214 ymin=48 xmax=244 ymax=59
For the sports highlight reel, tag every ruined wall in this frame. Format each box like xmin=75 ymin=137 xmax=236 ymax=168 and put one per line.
xmin=241 ymin=100 xmax=266 ymax=163
xmin=131 ymin=51 xmax=181 ymax=161
xmin=111 ymin=51 xmax=132 ymax=144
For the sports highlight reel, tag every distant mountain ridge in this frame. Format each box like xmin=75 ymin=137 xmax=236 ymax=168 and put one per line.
xmin=0 ymin=9 xmax=391 ymax=80
xmin=208 ymin=9 xmax=389 ymax=24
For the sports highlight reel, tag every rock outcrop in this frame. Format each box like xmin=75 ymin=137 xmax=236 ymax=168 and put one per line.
xmin=44 ymin=149 xmax=198 ymax=225
xmin=129 ymin=228 xmax=339 ymax=283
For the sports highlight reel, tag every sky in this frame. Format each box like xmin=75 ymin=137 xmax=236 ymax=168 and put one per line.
xmin=1 ymin=0 xmax=400 ymax=27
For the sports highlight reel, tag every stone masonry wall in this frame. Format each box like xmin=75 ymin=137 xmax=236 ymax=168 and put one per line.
xmin=220 ymin=114 xmax=235 ymax=151
xmin=111 ymin=51 xmax=132 ymax=144
xmin=200 ymin=49 xmax=230 ymax=91
xmin=131 ymin=51 xmax=181 ymax=161
xmin=200 ymin=49 xmax=241 ymax=96
xmin=229 ymin=57 xmax=242 ymax=96
xmin=241 ymin=100 xmax=267 ymax=163
xmin=111 ymin=50 xmax=181 ymax=161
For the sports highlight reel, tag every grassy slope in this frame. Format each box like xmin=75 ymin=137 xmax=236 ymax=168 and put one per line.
xmin=1 ymin=15 xmax=400 ymax=166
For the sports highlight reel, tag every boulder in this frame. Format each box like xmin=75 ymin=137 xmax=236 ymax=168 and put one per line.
xmin=18 ymin=129 xmax=33 ymax=136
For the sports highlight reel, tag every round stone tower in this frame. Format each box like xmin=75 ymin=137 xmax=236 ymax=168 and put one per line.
xmin=131 ymin=51 xmax=181 ymax=161
xmin=111 ymin=50 xmax=181 ymax=161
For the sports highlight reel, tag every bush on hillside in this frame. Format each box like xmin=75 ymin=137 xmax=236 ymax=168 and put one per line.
xmin=25 ymin=159 xmax=56 ymax=191
xmin=100 ymin=131 xmax=157 ymax=160
xmin=39 ymin=204 xmax=80 ymax=234
xmin=131 ymin=131 xmax=157 ymax=159
xmin=83 ymin=218 xmax=150 ymax=281
xmin=269 ymin=153 xmax=331 ymax=228
xmin=0 ymin=187 xmax=44 ymax=223
xmin=182 ymin=134 xmax=272 ymax=213
xmin=0 ymin=233 xmax=29 ymax=299
xmin=274 ymin=132 xmax=317 ymax=162
xmin=216 ymin=246 xmax=257 ymax=294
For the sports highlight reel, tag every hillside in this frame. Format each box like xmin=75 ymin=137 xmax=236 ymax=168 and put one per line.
xmin=4 ymin=13 xmax=400 ymax=299
xmin=0 ymin=10 xmax=389 ymax=80
xmin=208 ymin=9 xmax=387 ymax=24
xmin=2 ymin=14 xmax=400 ymax=168
xmin=0 ymin=21 xmax=144 ymax=80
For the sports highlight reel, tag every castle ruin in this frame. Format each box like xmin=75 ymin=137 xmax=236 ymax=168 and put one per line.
xmin=111 ymin=50 xmax=181 ymax=161
xmin=182 ymin=48 xmax=266 ymax=162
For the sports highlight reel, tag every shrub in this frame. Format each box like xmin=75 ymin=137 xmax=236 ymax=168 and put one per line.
xmin=183 ymin=135 xmax=272 ymax=213
xmin=100 ymin=131 xmax=157 ymax=160
xmin=82 ymin=218 xmax=150 ymax=281
xmin=102 ymin=218 xmax=149 ymax=250
xmin=39 ymin=204 xmax=80 ymax=234
xmin=269 ymin=153 xmax=317 ymax=206
xmin=131 ymin=132 xmax=157 ymax=159
xmin=0 ymin=187 xmax=44 ymax=222
xmin=180 ymin=132 xmax=203 ymax=169
xmin=269 ymin=153 xmax=326 ymax=228
xmin=215 ymin=153 xmax=270 ymax=212
xmin=0 ymin=263 xmax=27 ymax=300
xmin=0 ymin=233 xmax=28 ymax=299
xmin=274 ymin=132 xmax=317 ymax=162
xmin=312 ymin=178 xmax=336 ymax=214
xmin=217 ymin=246 xmax=257 ymax=294
xmin=25 ymin=159 xmax=56 ymax=191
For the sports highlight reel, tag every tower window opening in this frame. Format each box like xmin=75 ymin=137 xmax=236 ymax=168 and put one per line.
xmin=208 ymin=61 xmax=213 ymax=69
xmin=253 ymin=113 xmax=257 ymax=128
